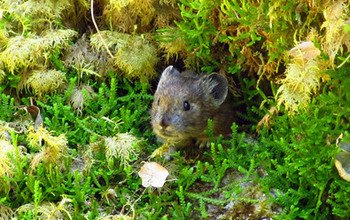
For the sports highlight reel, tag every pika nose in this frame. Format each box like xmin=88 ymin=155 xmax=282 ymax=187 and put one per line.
xmin=160 ymin=116 xmax=169 ymax=128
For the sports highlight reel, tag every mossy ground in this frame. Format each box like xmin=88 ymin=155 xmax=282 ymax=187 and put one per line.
xmin=1 ymin=0 xmax=350 ymax=219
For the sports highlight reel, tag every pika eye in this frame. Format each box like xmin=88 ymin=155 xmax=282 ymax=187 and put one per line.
xmin=183 ymin=100 xmax=190 ymax=111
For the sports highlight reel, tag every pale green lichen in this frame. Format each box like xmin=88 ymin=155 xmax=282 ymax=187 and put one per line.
xmin=26 ymin=69 xmax=67 ymax=98
xmin=104 ymin=133 xmax=140 ymax=167
xmin=0 ymin=139 xmax=16 ymax=178
xmin=115 ymin=37 xmax=158 ymax=80
xmin=107 ymin=0 xmax=155 ymax=32
xmin=0 ymin=29 xmax=76 ymax=74
xmin=90 ymin=31 xmax=158 ymax=80
xmin=159 ymin=29 xmax=187 ymax=62
xmin=40 ymin=29 xmax=77 ymax=51
xmin=277 ymin=59 xmax=320 ymax=114
xmin=321 ymin=1 xmax=350 ymax=65
xmin=7 ymin=0 xmax=71 ymax=21
xmin=68 ymin=84 xmax=95 ymax=115
xmin=90 ymin=31 xmax=128 ymax=51
xmin=27 ymin=126 xmax=69 ymax=169
xmin=0 ymin=121 xmax=13 ymax=141
xmin=0 ymin=29 xmax=8 ymax=50
xmin=16 ymin=197 xmax=73 ymax=219
xmin=64 ymin=35 xmax=109 ymax=78
xmin=0 ymin=35 xmax=41 ymax=74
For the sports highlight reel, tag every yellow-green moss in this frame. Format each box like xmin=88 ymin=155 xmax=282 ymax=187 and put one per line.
xmin=27 ymin=126 xmax=69 ymax=169
xmin=107 ymin=0 xmax=155 ymax=32
xmin=90 ymin=31 xmax=158 ymax=80
xmin=0 ymin=35 xmax=41 ymax=74
xmin=159 ymin=29 xmax=187 ymax=62
xmin=0 ymin=139 xmax=15 ymax=178
xmin=7 ymin=0 xmax=71 ymax=20
xmin=104 ymin=133 xmax=140 ymax=167
xmin=0 ymin=29 xmax=76 ymax=74
xmin=26 ymin=69 xmax=67 ymax=98
xmin=277 ymin=58 xmax=320 ymax=114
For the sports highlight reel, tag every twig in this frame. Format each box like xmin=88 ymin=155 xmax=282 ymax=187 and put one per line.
xmin=337 ymin=53 xmax=350 ymax=69
xmin=91 ymin=0 xmax=114 ymax=59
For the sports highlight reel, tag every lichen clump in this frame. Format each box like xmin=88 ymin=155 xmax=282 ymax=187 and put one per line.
xmin=90 ymin=31 xmax=159 ymax=80
xmin=277 ymin=56 xmax=320 ymax=114
xmin=104 ymin=133 xmax=140 ymax=166
xmin=27 ymin=126 xmax=69 ymax=169
xmin=68 ymin=84 xmax=95 ymax=115
xmin=26 ymin=69 xmax=67 ymax=98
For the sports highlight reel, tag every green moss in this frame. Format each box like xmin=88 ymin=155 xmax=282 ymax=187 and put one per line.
xmin=1 ymin=0 xmax=350 ymax=218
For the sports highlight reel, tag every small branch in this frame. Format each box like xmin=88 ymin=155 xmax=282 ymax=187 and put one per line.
xmin=91 ymin=0 xmax=114 ymax=59
xmin=337 ymin=53 xmax=350 ymax=69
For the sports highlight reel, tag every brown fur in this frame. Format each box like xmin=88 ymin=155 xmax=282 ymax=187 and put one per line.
xmin=151 ymin=66 xmax=235 ymax=146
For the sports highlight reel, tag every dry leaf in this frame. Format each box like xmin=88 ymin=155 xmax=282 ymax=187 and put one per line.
xmin=256 ymin=106 xmax=278 ymax=133
xmin=26 ymin=105 xmax=43 ymax=129
xmin=289 ymin=41 xmax=321 ymax=61
xmin=138 ymin=162 xmax=169 ymax=188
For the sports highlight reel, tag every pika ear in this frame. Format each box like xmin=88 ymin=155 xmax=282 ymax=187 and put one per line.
xmin=158 ymin=65 xmax=180 ymax=84
xmin=202 ymin=73 xmax=228 ymax=106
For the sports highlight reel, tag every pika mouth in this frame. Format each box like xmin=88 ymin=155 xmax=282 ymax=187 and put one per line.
xmin=159 ymin=131 xmax=174 ymax=137
xmin=155 ymin=129 xmax=177 ymax=138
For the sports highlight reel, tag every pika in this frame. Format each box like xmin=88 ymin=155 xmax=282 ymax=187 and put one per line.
xmin=151 ymin=65 xmax=235 ymax=148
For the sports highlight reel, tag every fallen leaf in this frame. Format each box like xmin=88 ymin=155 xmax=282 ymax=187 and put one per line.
xmin=256 ymin=106 xmax=278 ymax=133
xmin=26 ymin=105 xmax=43 ymax=129
xmin=138 ymin=162 xmax=169 ymax=188
xmin=289 ymin=41 xmax=321 ymax=61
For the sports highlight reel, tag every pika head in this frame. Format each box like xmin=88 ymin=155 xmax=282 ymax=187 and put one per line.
xmin=151 ymin=65 xmax=229 ymax=143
